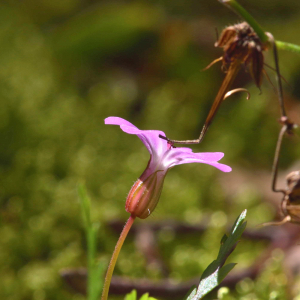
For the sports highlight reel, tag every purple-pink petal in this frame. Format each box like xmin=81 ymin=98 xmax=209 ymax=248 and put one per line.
xmin=177 ymin=158 xmax=231 ymax=172
xmin=164 ymin=149 xmax=231 ymax=172
xmin=105 ymin=117 xmax=138 ymax=129
xmin=104 ymin=117 xmax=169 ymax=158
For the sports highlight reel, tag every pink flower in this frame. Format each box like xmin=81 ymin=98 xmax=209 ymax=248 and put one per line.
xmin=105 ymin=117 xmax=231 ymax=219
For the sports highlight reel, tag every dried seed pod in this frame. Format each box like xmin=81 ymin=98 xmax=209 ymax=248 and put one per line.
xmin=216 ymin=22 xmax=267 ymax=88
xmin=199 ymin=22 xmax=268 ymax=142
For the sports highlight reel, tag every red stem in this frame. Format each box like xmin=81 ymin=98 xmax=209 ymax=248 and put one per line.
xmin=101 ymin=214 xmax=136 ymax=300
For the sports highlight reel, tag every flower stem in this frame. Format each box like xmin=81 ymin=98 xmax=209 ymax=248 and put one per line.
xmin=101 ymin=214 xmax=136 ymax=300
xmin=218 ymin=0 xmax=268 ymax=44
xmin=276 ymin=41 xmax=300 ymax=55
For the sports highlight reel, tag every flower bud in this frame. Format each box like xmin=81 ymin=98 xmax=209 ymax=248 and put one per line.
xmin=125 ymin=170 xmax=166 ymax=219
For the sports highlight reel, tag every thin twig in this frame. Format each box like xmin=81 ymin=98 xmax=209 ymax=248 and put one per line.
xmin=271 ymin=125 xmax=288 ymax=194
xmin=266 ymin=33 xmax=287 ymax=118
xmin=271 ymin=115 xmax=296 ymax=195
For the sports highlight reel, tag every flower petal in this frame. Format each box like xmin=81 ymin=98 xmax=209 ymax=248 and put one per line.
xmin=164 ymin=148 xmax=231 ymax=172
xmin=105 ymin=117 xmax=138 ymax=129
xmin=105 ymin=117 xmax=168 ymax=159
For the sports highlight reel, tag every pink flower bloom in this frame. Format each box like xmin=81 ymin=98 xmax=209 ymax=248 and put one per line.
xmin=105 ymin=117 xmax=231 ymax=219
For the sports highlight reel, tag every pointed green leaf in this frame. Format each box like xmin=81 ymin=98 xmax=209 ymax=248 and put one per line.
xmin=220 ymin=234 xmax=228 ymax=244
xmin=125 ymin=289 xmax=137 ymax=300
xmin=78 ymin=183 xmax=92 ymax=228
xmin=186 ymin=210 xmax=247 ymax=300
xmin=218 ymin=263 xmax=237 ymax=282
xmin=139 ymin=293 xmax=149 ymax=300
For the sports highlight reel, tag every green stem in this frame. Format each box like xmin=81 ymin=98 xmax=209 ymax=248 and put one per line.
xmin=276 ymin=41 xmax=300 ymax=55
xmin=218 ymin=0 xmax=268 ymax=43
xmin=101 ymin=214 xmax=136 ymax=300
xmin=87 ymin=226 xmax=97 ymax=300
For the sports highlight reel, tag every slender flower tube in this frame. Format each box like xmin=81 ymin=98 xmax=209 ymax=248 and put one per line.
xmin=105 ymin=117 xmax=231 ymax=219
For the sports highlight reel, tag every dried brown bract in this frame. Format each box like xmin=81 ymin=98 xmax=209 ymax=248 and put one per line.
xmin=262 ymin=171 xmax=300 ymax=226
xmin=216 ymin=22 xmax=268 ymax=88
xmin=281 ymin=171 xmax=300 ymax=224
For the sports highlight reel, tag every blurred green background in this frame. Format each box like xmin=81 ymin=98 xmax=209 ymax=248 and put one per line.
xmin=1 ymin=0 xmax=300 ymax=299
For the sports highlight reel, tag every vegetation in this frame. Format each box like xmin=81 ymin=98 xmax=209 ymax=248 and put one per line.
xmin=1 ymin=1 xmax=300 ymax=299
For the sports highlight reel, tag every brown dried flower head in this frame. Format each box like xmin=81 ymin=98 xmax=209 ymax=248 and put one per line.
xmin=216 ymin=22 xmax=268 ymax=88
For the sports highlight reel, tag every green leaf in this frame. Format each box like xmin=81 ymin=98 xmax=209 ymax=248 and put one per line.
xmin=78 ymin=183 xmax=92 ymax=229
xmin=186 ymin=210 xmax=247 ymax=300
xmin=139 ymin=293 xmax=150 ymax=300
xmin=218 ymin=263 xmax=237 ymax=282
xmin=91 ymin=258 xmax=107 ymax=300
xmin=139 ymin=293 xmax=158 ymax=300
xmin=124 ymin=290 xmax=158 ymax=300
xmin=125 ymin=290 xmax=137 ymax=300
xmin=78 ymin=184 xmax=105 ymax=300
